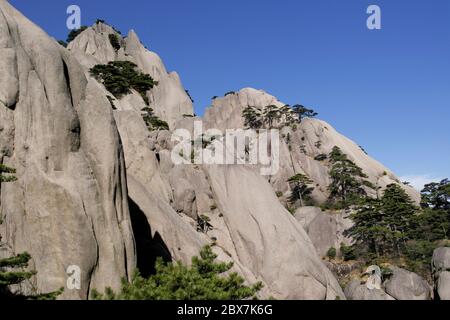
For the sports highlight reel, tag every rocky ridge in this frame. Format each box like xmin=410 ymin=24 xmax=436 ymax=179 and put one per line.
xmin=0 ymin=0 xmax=436 ymax=300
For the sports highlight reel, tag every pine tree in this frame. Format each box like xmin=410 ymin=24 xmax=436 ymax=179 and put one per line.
xmin=421 ymin=179 xmax=450 ymax=211
xmin=345 ymin=198 xmax=390 ymax=258
xmin=287 ymin=174 xmax=314 ymax=207
xmin=0 ymin=164 xmax=17 ymax=183
xmin=141 ymin=107 xmax=169 ymax=131
xmin=92 ymin=246 xmax=262 ymax=300
xmin=327 ymin=146 xmax=370 ymax=206
xmin=0 ymin=252 xmax=63 ymax=299
xmin=242 ymin=106 xmax=263 ymax=129
xmin=262 ymin=105 xmax=281 ymax=129
xmin=412 ymin=179 xmax=450 ymax=241
xmin=380 ymin=184 xmax=418 ymax=257
xmin=90 ymin=61 xmax=158 ymax=105
xmin=291 ymin=104 xmax=318 ymax=122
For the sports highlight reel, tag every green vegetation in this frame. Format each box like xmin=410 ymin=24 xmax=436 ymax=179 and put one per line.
xmin=314 ymin=154 xmax=327 ymax=161
xmin=108 ymin=34 xmax=121 ymax=51
xmin=242 ymin=106 xmax=263 ymax=129
xmin=66 ymin=26 xmax=88 ymax=43
xmin=185 ymin=90 xmax=194 ymax=103
xmin=326 ymin=247 xmax=337 ymax=259
xmin=92 ymin=246 xmax=262 ymax=300
xmin=0 ymin=252 xmax=63 ymax=299
xmin=1 ymin=167 xmax=62 ymax=299
xmin=141 ymin=107 xmax=169 ymax=131
xmin=287 ymin=174 xmax=314 ymax=208
xmin=90 ymin=61 xmax=158 ymax=105
xmin=291 ymin=104 xmax=318 ymax=122
xmin=57 ymin=40 xmax=68 ymax=48
xmin=340 ymin=243 xmax=357 ymax=261
xmin=197 ymin=215 xmax=213 ymax=234
xmin=327 ymin=146 xmax=372 ymax=208
xmin=344 ymin=178 xmax=450 ymax=276
xmin=0 ymin=164 xmax=17 ymax=183
xmin=242 ymin=103 xmax=317 ymax=130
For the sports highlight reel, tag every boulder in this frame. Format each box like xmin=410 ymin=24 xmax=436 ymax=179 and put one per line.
xmin=432 ymin=247 xmax=450 ymax=300
xmin=384 ymin=267 xmax=432 ymax=300
xmin=344 ymin=280 xmax=395 ymax=300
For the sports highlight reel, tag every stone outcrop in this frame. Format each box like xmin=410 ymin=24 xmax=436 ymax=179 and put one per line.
xmin=0 ymin=0 xmax=135 ymax=299
xmin=0 ymin=0 xmax=431 ymax=301
xmin=295 ymin=207 xmax=353 ymax=258
xmin=203 ymin=88 xmax=420 ymax=205
xmin=432 ymin=247 xmax=450 ymax=300
xmin=344 ymin=280 xmax=395 ymax=300
xmin=384 ymin=267 xmax=432 ymax=300
xmin=68 ymin=24 xmax=194 ymax=128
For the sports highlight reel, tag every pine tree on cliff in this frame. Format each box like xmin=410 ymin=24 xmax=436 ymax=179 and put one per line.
xmin=327 ymin=146 xmax=370 ymax=206
xmin=287 ymin=173 xmax=315 ymax=207
xmin=0 ymin=164 xmax=17 ymax=183
xmin=242 ymin=106 xmax=263 ymax=129
xmin=291 ymin=104 xmax=318 ymax=122
xmin=262 ymin=105 xmax=281 ymax=129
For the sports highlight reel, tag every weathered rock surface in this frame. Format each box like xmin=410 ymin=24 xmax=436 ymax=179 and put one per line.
xmin=68 ymin=24 xmax=194 ymax=128
xmin=432 ymin=247 xmax=450 ymax=300
xmin=204 ymin=165 xmax=344 ymax=299
xmin=295 ymin=207 xmax=353 ymax=257
xmin=384 ymin=267 xmax=432 ymax=300
xmin=0 ymin=1 xmax=425 ymax=301
xmin=344 ymin=280 xmax=395 ymax=300
xmin=203 ymin=89 xmax=420 ymax=205
xmin=0 ymin=0 xmax=135 ymax=299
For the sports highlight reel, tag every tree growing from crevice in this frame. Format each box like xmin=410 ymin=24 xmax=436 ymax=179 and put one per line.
xmin=92 ymin=246 xmax=262 ymax=300
xmin=242 ymin=104 xmax=318 ymax=131
xmin=108 ymin=34 xmax=121 ymax=51
xmin=90 ymin=61 xmax=158 ymax=105
xmin=262 ymin=105 xmax=281 ymax=129
xmin=287 ymin=173 xmax=315 ymax=208
xmin=0 ymin=164 xmax=17 ymax=183
xmin=242 ymin=106 xmax=263 ymax=130
xmin=141 ymin=107 xmax=169 ymax=131
xmin=327 ymin=146 xmax=371 ymax=207
xmin=291 ymin=104 xmax=318 ymax=122
xmin=197 ymin=215 xmax=213 ymax=234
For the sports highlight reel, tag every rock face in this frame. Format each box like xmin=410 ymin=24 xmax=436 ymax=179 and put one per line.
xmin=295 ymin=207 xmax=353 ymax=258
xmin=204 ymin=89 xmax=420 ymax=205
xmin=344 ymin=280 xmax=395 ymax=300
xmin=0 ymin=1 xmax=425 ymax=301
xmin=384 ymin=267 xmax=432 ymax=300
xmin=0 ymin=1 xmax=135 ymax=299
xmin=68 ymin=24 xmax=194 ymax=128
xmin=432 ymin=248 xmax=450 ymax=300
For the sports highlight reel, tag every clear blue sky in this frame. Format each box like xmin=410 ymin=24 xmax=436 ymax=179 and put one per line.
xmin=9 ymin=0 xmax=450 ymax=188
